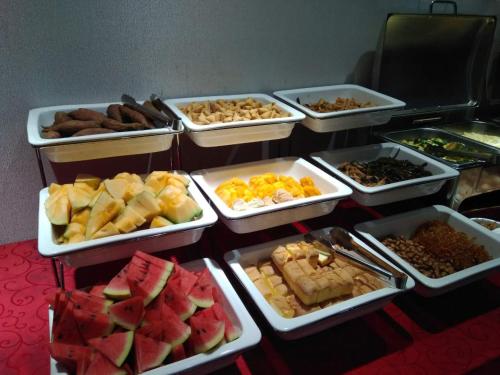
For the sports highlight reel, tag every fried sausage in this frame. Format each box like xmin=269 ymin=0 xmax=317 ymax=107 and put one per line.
xmin=120 ymin=105 xmax=148 ymax=125
xmin=102 ymin=118 xmax=145 ymax=131
xmin=72 ymin=128 xmax=116 ymax=137
xmin=68 ymin=108 xmax=107 ymax=123
xmin=54 ymin=111 xmax=72 ymax=124
xmin=107 ymin=104 xmax=123 ymax=122
xmin=42 ymin=130 xmax=62 ymax=139
xmin=50 ymin=120 xmax=101 ymax=135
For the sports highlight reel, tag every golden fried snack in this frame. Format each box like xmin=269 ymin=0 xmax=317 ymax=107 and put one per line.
xmin=68 ymin=108 xmax=107 ymax=123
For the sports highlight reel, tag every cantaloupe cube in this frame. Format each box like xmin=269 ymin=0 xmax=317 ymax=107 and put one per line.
xmin=127 ymin=191 xmax=161 ymax=222
xmin=113 ymin=206 xmax=146 ymax=233
xmin=75 ymin=174 xmax=101 ymax=190
xmin=150 ymin=216 xmax=173 ymax=228
xmin=91 ymin=222 xmax=120 ymax=240
xmin=86 ymin=192 xmax=124 ymax=239
xmin=145 ymin=171 xmax=171 ymax=195
xmin=67 ymin=186 xmax=92 ymax=210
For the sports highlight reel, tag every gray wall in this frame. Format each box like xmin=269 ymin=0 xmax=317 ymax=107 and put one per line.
xmin=1 ymin=0 xmax=499 ymax=243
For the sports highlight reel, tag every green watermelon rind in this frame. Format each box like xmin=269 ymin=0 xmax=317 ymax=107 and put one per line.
xmin=88 ymin=331 xmax=134 ymax=368
xmin=188 ymin=269 xmax=215 ymax=308
xmin=128 ymin=258 xmax=173 ymax=306
xmin=104 ymin=265 xmax=131 ymax=300
xmin=190 ymin=316 xmax=225 ymax=354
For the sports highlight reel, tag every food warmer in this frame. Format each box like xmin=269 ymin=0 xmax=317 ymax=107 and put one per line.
xmin=371 ymin=4 xmax=500 ymax=209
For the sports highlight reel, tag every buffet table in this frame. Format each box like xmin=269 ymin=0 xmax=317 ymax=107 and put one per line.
xmin=2 ymin=200 xmax=498 ymax=375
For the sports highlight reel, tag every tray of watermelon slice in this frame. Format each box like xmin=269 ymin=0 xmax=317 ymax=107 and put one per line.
xmin=48 ymin=251 xmax=261 ymax=374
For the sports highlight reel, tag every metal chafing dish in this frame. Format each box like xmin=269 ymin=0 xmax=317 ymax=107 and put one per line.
xmin=372 ymin=2 xmax=498 ymax=209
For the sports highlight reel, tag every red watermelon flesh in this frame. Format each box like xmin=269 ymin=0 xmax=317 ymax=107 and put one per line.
xmin=136 ymin=322 xmax=165 ymax=342
xmin=189 ymin=315 xmax=225 ymax=354
xmin=50 ymin=342 xmax=91 ymax=373
xmin=209 ymin=303 xmax=240 ymax=342
xmin=104 ymin=264 xmax=131 ymax=300
xmin=52 ymin=301 xmax=85 ymax=345
xmin=188 ymin=268 xmax=215 ymax=308
xmin=88 ymin=331 xmax=134 ymax=367
xmin=142 ymin=295 xmax=162 ymax=324
xmin=162 ymin=283 xmax=196 ymax=321
xmin=171 ymin=344 xmax=187 ymax=362
xmin=46 ymin=288 xmax=63 ymax=308
xmin=127 ymin=257 xmax=172 ymax=306
xmin=160 ymin=304 xmax=191 ymax=346
xmin=134 ymin=333 xmax=171 ymax=373
xmin=109 ymin=296 xmax=144 ymax=330
xmin=70 ymin=289 xmax=112 ymax=314
xmin=73 ymin=308 xmax=114 ymax=342
xmin=212 ymin=286 xmax=223 ymax=304
xmin=89 ymin=284 xmax=107 ymax=298
xmin=84 ymin=352 xmax=127 ymax=375
xmin=169 ymin=264 xmax=198 ymax=294
xmin=135 ymin=250 xmax=174 ymax=271
xmin=53 ymin=291 xmax=70 ymax=328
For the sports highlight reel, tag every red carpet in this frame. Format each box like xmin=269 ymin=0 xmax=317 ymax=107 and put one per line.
xmin=1 ymin=217 xmax=499 ymax=374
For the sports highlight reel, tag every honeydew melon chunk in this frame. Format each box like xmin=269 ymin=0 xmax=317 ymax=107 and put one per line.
xmin=113 ymin=206 xmax=146 ymax=233
xmin=166 ymin=177 xmax=187 ymax=194
xmin=86 ymin=192 xmax=124 ymax=239
xmin=127 ymin=191 xmax=161 ymax=222
xmin=64 ymin=222 xmax=85 ymax=239
xmin=145 ymin=171 xmax=171 ymax=196
xmin=89 ymin=183 xmax=106 ymax=208
xmin=114 ymin=172 xmax=142 ymax=184
xmin=104 ymin=178 xmax=129 ymax=201
xmin=150 ymin=216 xmax=173 ymax=229
xmin=75 ymin=174 xmax=101 ymax=190
xmin=45 ymin=191 xmax=71 ymax=226
xmin=48 ymin=183 xmax=62 ymax=195
xmin=67 ymin=186 xmax=92 ymax=210
xmin=91 ymin=222 xmax=120 ymax=240
xmin=162 ymin=194 xmax=202 ymax=224
xmin=71 ymin=207 xmax=90 ymax=226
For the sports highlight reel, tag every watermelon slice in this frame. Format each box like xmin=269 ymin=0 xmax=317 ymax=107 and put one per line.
xmin=50 ymin=342 xmax=92 ymax=373
xmin=134 ymin=333 xmax=171 ymax=373
xmin=171 ymin=345 xmax=187 ymax=362
xmin=188 ymin=268 xmax=215 ymax=308
xmin=134 ymin=250 xmax=173 ymax=270
xmin=104 ymin=264 xmax=131 ymax=300
xmin=162 ymin=283 xmax=196 ymax=321
xmin=196 ymin=303 xmax=240 ymax=342
xmin=109 ymin=296 xmax=144 ymax=330
xmin=189 ymin=315 xmax=225 ymax=354
xmin=73 ymin=309 xmax=114 ymax=342
xmin=169 ymin=264 xmax=198 ymax=294
xmin=52 ymin=301 xmax=85 ymax=345
xmin=89 ymin=284 xmax=107 ymax=298
xmin=84 ymin=352 xmax=127 ymax=375
xmin=127 ymin=255 xmax=173 ymax=306
xmin=70 ymin=289 xmax=112 ymax=314
xmin=88 ymin=331 xmax=134 ymax=367
xmin=46 ymin=288 xmax=63 ymax=308
xmin=142 ymin=295 xmax=162 ymax=324
xmin=138 ymin=305 xmax=191 ymax=347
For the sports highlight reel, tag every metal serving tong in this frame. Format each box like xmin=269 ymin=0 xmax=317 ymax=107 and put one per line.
xmin=304 ymin=228 xmax=407 ymax=289
xmin=150 ymin=94 xmax=182 ymax=131
xmin=121 ymin=94 xmax=181 ymax=131
xmin=424 ymin=144 xmax=498 ymax=164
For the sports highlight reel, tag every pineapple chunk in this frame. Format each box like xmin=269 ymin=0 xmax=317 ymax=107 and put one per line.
xmin=113 ymin=206 xmax=146 ymax=233
xmin=150 ymin=216 xmax=173 ymax=228
xmin=85 ymin=192 xmax=124 ymax=239
xmin=91 ymin=222 xmax=120 ymax=240
xmin=75 ymin=174 xmax=101 ymax=190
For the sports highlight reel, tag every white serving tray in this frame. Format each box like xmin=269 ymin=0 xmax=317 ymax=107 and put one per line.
xmin=355 ymin=205 xmax=500 ymax=297
xmin=27 ymin=102 xmax=181 ymax=162
xmin=274 ymin=84 xmax=405 ymax=133
xmin=191 ymin=157 xmax=352 ymax=233
xmin=224 ymin=227 xmax=414 ymax=340
xmin=311 ymin=143 xmax=459 ymax=206
xmin=164 ymin=93 xmax=305 ymax=147
xmin=49 ymin=258 xmax=261 ymax=375
xmin=38 ymin=172 xmax=218 ymax=267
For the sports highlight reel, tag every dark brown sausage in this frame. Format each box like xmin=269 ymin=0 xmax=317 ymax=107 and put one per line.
xmin=72 ymin=128 xmax=116 ymax=137
xmin=54 ymin=112 xmax=72 ymax=124
xmin=102 ymin=118 xmax=145 ymax=131
xmin=120 ymin=105 xmax=148 ymax=125
xmin=50 ymin=120 xmax=101 ymax=135
xmin=42 ymin=130 xmax=62 ymax=139
xmin=107 ymin=104 xmax=123 ymax=122
xmin=68 ymin=108 xmax=107 ymax=123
